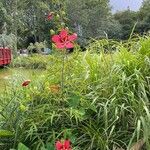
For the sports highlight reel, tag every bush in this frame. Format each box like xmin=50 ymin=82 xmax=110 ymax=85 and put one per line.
xmin=11 ymin=54 xmax=53 ymax=69
xmin=27 ymin=42 xmax=47 ymax=54
xmin=0 ymin=36 xmax=150 ymax=150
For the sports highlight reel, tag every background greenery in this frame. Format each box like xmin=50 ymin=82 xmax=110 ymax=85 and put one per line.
xmin=0 ymin=0 xmax=150 ymax=54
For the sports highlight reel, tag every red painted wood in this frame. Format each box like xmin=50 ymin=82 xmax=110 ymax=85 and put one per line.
xmin=0 ymin=47 xmax=11 ymax=66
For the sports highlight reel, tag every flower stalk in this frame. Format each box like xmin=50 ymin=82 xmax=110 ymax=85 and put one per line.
xmin=61 ymin=51 xmax=66 ymax=99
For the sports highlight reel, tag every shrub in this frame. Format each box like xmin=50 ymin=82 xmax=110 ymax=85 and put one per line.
xmin=27 ymin=42 xmax=47 ymax=54
xmin=0 ymin=36 xmax=150 ymax=150
xmin=11 ymin=54 xmax=53 ymax=69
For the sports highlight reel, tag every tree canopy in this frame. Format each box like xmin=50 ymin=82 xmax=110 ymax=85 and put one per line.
xmin=0 ymin=0 xmax=150 ymax=53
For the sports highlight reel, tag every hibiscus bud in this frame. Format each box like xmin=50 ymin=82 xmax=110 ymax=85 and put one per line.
xmin=61 ymin=11 xmax=66 ymax=15
xmin=47 ymin=12 xmax=53 ymax=21
xmin=50 ymin=29 xmax=55 ymax=35
xmin=73 ymin=33 xmax=78 ymax=37
xmin=33 ymin=86 xmax=38 ymax=90
xmin=19 ymin=104 xmax=27 ymax=112
xmin=65 ymin=27 xmax=69 ymax=30
xmin=61 ymin=22 xmax=65 ymax=27
xmin=56 ymin=14 xmax=60 ymax=19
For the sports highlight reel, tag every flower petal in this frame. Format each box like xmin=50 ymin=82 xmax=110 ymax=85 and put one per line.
xmin=47 ymin=12 xmax=53 ymax=20
xmin=68 ymin=33 xmax=77 ymax=41
xmin=56 ymin=43 xmax=65 ymax=49
xmin=60 ymin=29 xmax=68 ymax=39
xmin=55 ymin=141 xmax=63 ymax=150
xmin=22 ymin=80 xmax=31 ymax=87
xmin=64 ymin=140 xmax=71 ymax=149
xmin=52 ymin=35 xmax=61 ymax=43
xmin=47 ymin=15 xmax=52 ymax=20
xmin=65 ymin=42 xmax=74 ymax=49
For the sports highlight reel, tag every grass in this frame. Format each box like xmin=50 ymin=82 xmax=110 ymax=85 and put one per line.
xmin=0 ymin=36 xmax=150 ymax=150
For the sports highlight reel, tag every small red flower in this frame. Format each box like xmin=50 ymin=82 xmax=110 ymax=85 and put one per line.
xmin=22 ymin=80 xmax=31 ymax=87
xmin=47 ymin=12 xmax=53 ymax=20
xmin=52 ymin=29 xmax=77 ymax=49
xmin=55 ymin=140 xmax=72 ymax=150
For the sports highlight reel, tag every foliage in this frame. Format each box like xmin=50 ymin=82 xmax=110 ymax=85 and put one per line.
xmin=114 ymin=9 xmax=138 ymax=39
xmin=0 ymin=0 xmax=68 ymax=53
xmin=0 ymin=36 xmax=150 ymax=150
xmin=0 ymin=33 xmax=16 ymax=49
xmin=114 ymin=0 xmax=150 ymax=40
xmin=11 ymin=54 xmax=52 ymax=69
xmin=137 ymin=0 xmax=150 ymax=34
xmin=27 ymin=42 xmax=47 ymax=53
xmin=0 ymin=1 xmax=150 ymax=150
xmin=18 ymin=143 xmax=29 ymax=150
xmin=0 ymin=0 xmax=150 ymax=50
xmin=66 ymin=0 xmax=122 ymax=44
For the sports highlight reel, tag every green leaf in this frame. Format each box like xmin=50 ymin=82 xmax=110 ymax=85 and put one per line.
xmin=40 ymin=147 xmax=47 ymax=150
xmin=46 ymin=143 xmax=55 ymax=150
xmin=81 ymin=100 xmax=97 ymax=112
xmin=71 ymin=108 xmax=85 ymax=121
xmin=0 ymin=130 xmax=13 ymax=137
xmin=68 ymin=93 xmax=80 ymax=108
xmin=18 ymin=143 xmax=29 ymax=150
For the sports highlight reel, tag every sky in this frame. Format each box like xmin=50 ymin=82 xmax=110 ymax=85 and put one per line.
xmin=110 ymin=0 xmax=143 ymax=13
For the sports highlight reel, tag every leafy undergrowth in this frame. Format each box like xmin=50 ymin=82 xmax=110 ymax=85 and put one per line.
xmin=0 ymin=36 xmax=150 ymax=150
xmin=11 ymin=54 xmax=53 ymax=69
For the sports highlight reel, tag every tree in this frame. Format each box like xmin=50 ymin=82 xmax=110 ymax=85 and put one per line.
xmin=66 ymin=0 xmax=120 ymax=45
xmin=114 ymin=9 xmax=138 ymax=40
xmin=137 ymin=0 xmax=150 ymax=34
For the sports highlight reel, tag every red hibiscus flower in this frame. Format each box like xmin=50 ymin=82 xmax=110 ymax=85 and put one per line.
xmin=55 ymin=140 xmax=72 ymax=150
xmin=52 ymin=29 xmax=77 ymax=49
xmin=47 ymin=12 xmax=53 ymax=20
xmin=22 ymin=80 xmax=31 ymax=87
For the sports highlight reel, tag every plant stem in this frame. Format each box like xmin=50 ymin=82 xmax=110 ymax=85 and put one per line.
xmin=61 ymin=52 xmax=66 ymax=100
xmin=13 ymin=107 xmax=20 ymax=148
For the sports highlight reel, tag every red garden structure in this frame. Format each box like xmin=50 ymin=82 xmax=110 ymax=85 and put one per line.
xmin=0 ymin=47 xmax=12 ymax=66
